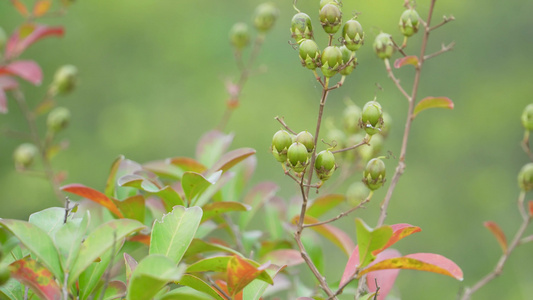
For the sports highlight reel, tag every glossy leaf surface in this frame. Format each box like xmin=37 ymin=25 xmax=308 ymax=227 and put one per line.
xmin=61 ymin=183 xmax=124 ymax=218
xmin=356 ymin=218 xmax=393 ymax=269
xmin=127 ymin=255 xmax=185 ymax=300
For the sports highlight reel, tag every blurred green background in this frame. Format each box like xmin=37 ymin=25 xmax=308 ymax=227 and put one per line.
xmin=1 ymin=0 xmax=533 ymax=299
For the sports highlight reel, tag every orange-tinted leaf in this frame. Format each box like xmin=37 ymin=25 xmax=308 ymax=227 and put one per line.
xmin=215 ymin=280 xmax=243 ymax=300
xmin=484 ymin=221 xmax=507 ymax=253
xmin=227 ymin=255 xmax=271 ymax=296
xmin=413 ymin=97 xmax=454 ymax=118
xmin=0 ymin=60 xmax=42 ymax=85
xmin=367 ymin=249 xmax=402 ymax=300
xmin=128 ymin=234 xmax=150 ymax=246
xmin=10 ymin=0 xmax=29 ymax=16
xmin=306 ymin=194 xmax=346 ymax=218
xmin=5 ymin=24 xmax=64 ymax=60
xmin=529 ymin=201 xmax=533 ymax=216
xmin=169 ymin=157 xmax=207 ymax=173
xmin=293 ymin=215 xmax=355 ymax=256
xmin=9 ymin=256 xmax=61 ymax=300
xmin=376 ymin=223 xmax=422 ymax=253
xmin=358 ymin=252 xmax=463 ymax=281
xmin=201 ymin=201 xmax=251 ymax=222
xmin=61 ymin=183 xmax=124 ymax=218
xmin=394 ymin=55 xmax=419 ymax=69
xmin=114 ymin=195 xmax=145 ymax=222
xmin=262 ymin=249 xmax=304 ymax=267
xmin=209 ymin=148 xmax=256 ymax=175
xmin=33 ymin=0 xmax=52 ymax=17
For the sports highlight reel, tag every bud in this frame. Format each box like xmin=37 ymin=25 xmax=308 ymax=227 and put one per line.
xmin=229 ymin=23 xmax=250 ymax=50
xmin=363 ymin=158 xmax=386 ymax=190
xmin=51 ymin=65 xmax=78 ymax=96
xmin=319 ymin=4 xmax=342 ymax=34
xmin=0 ymin=266 xmax=9 ymax=286
xmin=291 ymin=12 xmax=313 ymax=43
xmin=380 ymin=112 xmax=392 ymax=137
xmin=288 ymin=142 xmax=309 ymax=173
xmin=253 ymin=3 xmax=279 ymax=32
xmin=342 ymin=20 xmax=364 ymax=51
xmin=347 ymin=181 xmax=370 ymax=205
xmin=299 ymin=39 xmax=321 ymax=70
xmin=321 ymin=46 xmax=342 ymax=77
xmin=0 ymin=27 xmax=7 ymax=52
xmin=521 ymin=104 xmax=533 ymax=131
xmin=271 ymin=130 xmax=293 ymax=162
xmin=361 ymin=100 xmax=383 ymax=135
xmin=47 ymin=107 xmax=71 ymax=133
xmin=343 ymin=102 xmax=362 ymax=134
xmin=518 ymin=163 xmax=533 ymax=191
xmin=399 ymin=9 xmax=420 ymax=37
xmin=319 ymin=0 xmax=341 ymax=9
xmin=339 ymin=45 xmax=357 ymax=76
xmin=13 ymin=143 xmax=38 ymax=168
xmin=315 ymin=150 xmax=336 ymax=181
xmin=373 ymin=32 xmax=394 ymax=59
xmin=296 ymin=131 xmax=314 ymax=153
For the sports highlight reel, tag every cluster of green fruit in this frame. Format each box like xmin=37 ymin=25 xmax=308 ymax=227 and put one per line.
xmin=229 ymin=3 xmax=279 ymax=50
xmin=518 ymin=104 xmax=533 ymax=191
xmin=373 ymin=7 xmax=421 ymax=60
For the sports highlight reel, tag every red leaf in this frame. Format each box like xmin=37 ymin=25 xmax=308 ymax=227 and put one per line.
xmin=9 ymin=256 xmax=61 ymax=300
xmin=0 ymin=60 xmax=42 ymax=85
xmin=484 ymin=221 xmax=507 ymax=253
xmin=0 ymin=89 xmax=6 ymax=113
xmin=367 ymin=249 xmax=402 ymax=300
xmin=61 ymin=183 xmax=124 ymax=218
xmin=10 ymin=0 xmax=29 ymax=17
xmin=33 ymin=0 xmax=52 ymax=17
xmin=413 ymin=97 xmax=454 ymax=118
xmin=375 ymin=223 xmax=422 ymax=253
xmin=340 ymin=245 xmax=359 ymax=287
xmin=263 ymin=249 xmax=305 ymax=267
xmin=394 ymin=55 xmax=419 ymax=69
xmin=0 ymin=76 xmax=17 ymax=114
xmin=5 ymin=24 xmax=64 ymax=60
xmin=227 ymin=255 xmax=271 ymax=296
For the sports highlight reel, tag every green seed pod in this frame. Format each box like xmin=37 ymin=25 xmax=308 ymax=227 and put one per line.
xmin=319 ymin=0 xmax=341 ymax=9
xmin=229 ymin=23 xmax=250 ymax=50
xmin=518 ymin=163 xmax=533 ymax=191
xmin=373 ymin=32 xmax=394 ymax=59
xmin=296 ymin=131 xmax=315 ymax=153
xmin=319 ymin=4 xmax=342 ymax=34
xmin=359 ymin=134 xmax=384 ymax=162
xmin=321 ymin=46 xmax=342 ymax=77
xmin=0 ymin=27 xmax=7 ymax=51
xmin=13 ymin=143 xmax=38 ymax=168
xmin=363 ymin=158 xmax=386 ymax=190
xmin=299 ymin=39 xmax=321 ymax=70
xmin=291 ymin=12 xmax=314 ymax=43
xmin=315 ymin=150 xmax=336 ymax=181
xmin=0 ymin=266 xmax=9 ymax=286
xmin=253 ymin=2 xmax=279 ymax=32
xmin=361 ymin=100 xmax=383 ymax=135
xmin=347 ymin=181 xmax=370 ymax=206
xmin=380 ymin=112 xmax=392 ymax=137
xmin=47 ymin=107 xmax=71 ymax=133
xmin=521 ymin=104 xmax=533 ymax=131
xmin=339 ymin=45 xmax=356 ymax=76
xmin=271 ymin=130 xmax=293 ymax=162
xmin=343 ymin=102 xmax=362 ymax=134
xmin=288 ymin=142 xmax=309 ymax=173
xmin=342 ymin=20 xmax=364 ymax=51
xmin=51 ymin=65 xmax=78 ymax=96
xmin=399 ymin=9 xmax=420 ymax=37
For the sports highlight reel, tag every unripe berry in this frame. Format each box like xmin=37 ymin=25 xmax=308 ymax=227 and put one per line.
xmin=343 ymin=102 xmax=362 ymax=134
xmin=339 ymin=45 xmax=356 ymax=76
xmin=518 ymin=163 xmax=533 ymax=191
xmin=319 ymin=0 xmax=341 ymax=9
xmin=373 ymin=32 xmax=394 ymax=59
xmin=315 ymin=150 xmax=336 ymax=181
xmin=291 ymin=12 xmax=314 ymax=43
xmin=319 ymin=4 xmax=342 ymax=34
xmin=359 ymin=134 xmax=384 ymax=162
xmin=342 ymin=20 xmax=364 ymax=51
xmin=321 ymin=46 xmax=342 ymax=77
xmin=521 ymin=104 xmax=533 ymax=131
xmin=51 ymin=65 xmax=78 ymax=96
xmin=296 ymin=131 xmax=315 ymax=153
xmin=347 ymin=181 xmax=370 ymax=205
xmin=253 ymin=3 xmax=279 ymax=32
xmin=0 ymin=27 xmax=6 ymax=51
xmin=399 ymin=9 xmax=420 ymax=37
xmin=299 ymin=39 xmax=321 ymax=70
xmin=271 ymin=130 xmax=293 ymax=162
xmin=363 ymin=158 xmax=386 ymax=190
xmin=0 ymin=266 xmax=9 ymax=286
xmin=288 ymin=142 xmax=309 ymax=173
xmin=13 ymin=143 xmax=38 ymax=168
xmin=47 ymin=107 xmax=71 ymax=133
xmin=229 ymin=23 xmax=250 ymax=50
xmin=361 ymin=100 xmax=383 ymax=135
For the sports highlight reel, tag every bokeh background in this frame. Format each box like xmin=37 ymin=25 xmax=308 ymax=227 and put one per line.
xmin=1 ymin=0 xmax=533 ymax=299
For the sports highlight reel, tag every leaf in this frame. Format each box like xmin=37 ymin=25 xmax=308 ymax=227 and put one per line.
xmin=262 ymin=249 xmax=304 ymax=267
xmin=358 ymin=293 xmax=377 ymax=300
xmin=61 ymin=183 xmax=124 ymax=218
xmin=227 ymin=255 xmax=272 ymax=296
xmin=238 ymin=182 xmax=279 ymax=230
xmin=355 ymin=218 xmax=393 ymax=269
xmin=181 ymin=171 xmax=221 ymax=205
xmin=241 ymin=265 xmax=284 ymax=300
xmin=413 ymin=97 xmax=454 ymax=118
xmin=201 ymin=201 xmax=250 ymax=222
xmin=484 ymin=221 xmax=508 ymax=253
xmin=53 ymin=212 xmax=90 ymax=270
xmin=375 ymin=223 xmax=422 ymax=253
xmin=149 ymin=206 xmax=203 ymax=264
xmin=124 ymin=253 xmax=138 ymax=286
xmin=113 ymin=195 xmax=145 ymax=223
xmin=221 ymin=155 xmax=256 ymax=203
xmin=0 ymin=219 xmax=63 ymax=281
xmin=33 ymin=0 xmax=51 ymax=17
xmin=8 ymin=256 xmax=61 ymax=300
xmin=68 ymin=218 xmax=146 ymax=286
xmin=93 ymin=281 xmax=127 ymax=300
xmin=105 ymin=155 xmax=125 ymax=198
xmin=169 ymin=157 xmax=207 ymax=173
xmin=0 ymin=61 xmax=42 ymax=85
xmin=28 ymin=207 xmax=65 ymax=235
xmin=358 ymin=252 xmax=464 ymax=281
xmin=529 ymin=201 xmax=533 ymax=216
xmin=209 ymin=148 xmax=256 ymax=175
xmin=196 ymin=130 xmax=234 ymax=167
xmin=177 ymin=274 xmax=225 ymax=300
xmin=293 ymin=215 xmax=355 ymax=256
xmin=340 ymin=246 xmax=359 ymax=287
xmin=126 ymin=255 xmax=185 ymax=300
xmin=5 ymin=24 xmax=64 ymax=60
xmin=367 ymin=249 xmax=402 ymax=300
xmin=394 ymin=55 xmax=419 ymax=68
xmin=0 ymin=278 xmax=24 ymax=299
xmin=118 ymin=174 xmax=184 ymax=210
xmin=10 ymin=0 xmax=29 ymax=17
xmin=306 ymin=194 xmax=346 ymax=218
xmin=184 ymin=238 xmax=242 ymax=257
xmin=78 ymin=244 xmax=122 ymax=300
xmin=0 ymin=76 xmax=18 ymax=113
xmin=157 ymin=286 xmax=214 ymax=300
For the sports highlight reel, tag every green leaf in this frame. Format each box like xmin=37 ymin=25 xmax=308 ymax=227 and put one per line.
xmin=93 ymin=281 xmax=127 ymax=300
xmin=196 ymin=130 xmax=234 ymax=167
xmin=123 ymin=253 xmax=138 ymax=286
xmin=201 ymin=201 xmax=250 ymax=222
xmin=177 ymin=274 xmax=225 ymax=300
xmin=126 ymin=255 xmax=185 ymax=300
xmin=68 ymin=218 xmax=145 ymax=286
xmin=28 ymin=207 xmax=64 ymax=235
xmin=209 ymin=148 xmax=256 ymax=174
xmin=181 ymin=171 xmax=221 ymax=205
xmin=0 ymin=278 xmax=24 ymax=299
xmin=413 ymin=96 xmax=454 ymax=118
xmin=105 ymin=155 xmax=125 ymax=198
xmin=358 ymin=292 xmax=377 ymax=300
xmin=157 ymin=286 xmax=213 ymax=300
xmin=263 ymin=198 xmax=284 ymax=240
xmin=0 ymin=219 xmax=63 ymax=281
xmin=186 ymin=256 xmax=233 ymax=273
xmin=118 ymin=174 xmax=184 ymax=210
xmin=149 ymin=206 xmax=202 ymax=264
xmin=113 ymin=195 xmax=146 ymax=223
xmin=8 ymin=256 xmax=61 ymax=300
xmin=78 ymin=243 xmax=121 ymax=300
xmin=238 ymin=182 xmax=279 ymax=230
xmin=301 ymin=235 xmax=324 ymax=273
xmin=294 ymin=215 xmax=355 ymax=256
xmin=54 ymin=211 xmax=90 ymax=270
xmin=184 ymin=238 xmax=241 ymax=257
xmin=306 ymin=194 xmax=346 ymax=218
xmin=355 ymin=218 xmax=392 ymax=269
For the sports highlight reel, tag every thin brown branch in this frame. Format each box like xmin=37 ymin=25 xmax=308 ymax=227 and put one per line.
xmin=207 ymin=276 xmax=231 ymax=300
xmin=521 ymin=131 xmax=533 ymax=161
xmin=275 ymin=116 xmax=297 ymax=134
xmin=391 ymin=37 xmax=408 ymax=57
xmin=424 ymin=41 xmax=455 ymax=61
xmin=383 ymin=59 xmax=411 ymax=101
xmin=520 ymin=234 xmax=533 ymax=245
xmin=429 ymin=15 xmax=455 ymax=32
xmin=304 ymin=193 xmax=372 ymax=228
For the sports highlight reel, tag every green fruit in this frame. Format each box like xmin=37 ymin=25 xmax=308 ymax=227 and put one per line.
xmin=343 ymin=103 xmax=362 ymax=134
xmin=363 ymin=158 xmax=386 ymax=190
xmin=13 ymin=143 xmax=38 ymax=168
xmin=299 ymin=39 xmax=321 ymax=70
xmin=359 ymin=134 xmax=384 ymax=162
xmin=315 ymin=150 xmax=336 ymax=180
xmin=319 ymin=0 xmax=341 ymax=9
xmin=521 ymin=104 xmax=533 ymax=131
xmin=296 ymin=131 xmax=315 ymax=153
xmin=321 ymin=46 xmax=342 ymax=77
xmin=288 ymin=142 xmax=309 ymax=173
xmin=47 ymin=107 xmax=71 ymax=133
xmin=319 ymin=4 xmax=342 ymax=34
xmin=373 ymin=32 xmax=394 ymax=59
xmin=518 ymin=163 xmax=533 ymax=191
xmin=339 ymin=45 xmax=356 ymax=76
xmin=253 ymin=2 xmax=279 ymax=32
xmin=291 ymin=12 xmax=313 ymax=43
xmin=342 ymin=20 xmax=364 ymax=51
xmin=361 ymin=101 xmax=383 ymax=135
xmin=347 ymin=181 xmax=370 ymax=205
xmin=271 ymin=130 xmax=293 ymax=162
xmin=399 ymin=9 xmax=420 ymax=37
xmin=229 ymin=23 xmax=250 ymax=49
xmin=51 ymin=65 xmax=78 ymax=95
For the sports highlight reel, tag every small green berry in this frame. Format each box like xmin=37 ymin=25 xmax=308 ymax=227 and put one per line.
xmin=253 ymin=3 xmax=279 ymax=32
xmin=315 ymin=150 xmax=336 ymax=181
xmin=321 ymin=46 xmax=342 ymax=77
xmin=343 ymin=102 xmax=362 ymax=134
xmin=363 ymin=158 xmax=386 ymax=190
xmin=291 ymin=12 xmax=314 ymax=43
xmin=521 ymin=104 xmax=533 ymax=131
xmin=288 ymin=142 xmax=309 ymax=173
xmin=271 ymin=130 xmax=293 ymax=162
xmin=347 ymin=181 xmax=370 ymax=205
xmin=319 ymin=4 xmax=342 ymax=34
xmin=13 ymin=143 xmax=38 ymax=168
xmin=47 ymin=107 xmax=71 ymax=133
xmin=299 ymin=39 xmax=321 ymax=70
xmin=51 ymin=65 xmax=78 ymax=96
xmin=319 ymin=0 xmax=341 ymax=9
xmin=359 ymin=134 xmax=384 ymax=162
xmin=296 ymin=131 xmax=315 ymax=153
xmin=342 ymin=20 xmax=364 ymax=51
xmin=518 ymin=163 xmax=533 ymax=191
xmin=361 ymin=100 xmax=383 ymax=135
xmin=373 ymin=32 xmax=394 ymax=59
xmin=399 ymin=9 xmax=420 ymax=37
xmin=229 ymin=23 xmax=250 ymax=50
xmin=339 ymin=45 xmax=357 ymax=76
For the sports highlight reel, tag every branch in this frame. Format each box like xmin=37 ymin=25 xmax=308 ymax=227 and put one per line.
xmin=304 ymin=192 xmax=372 ymax=228
xmin=275 ymin=116 xmax=297 ymax=134
xmin=424 ymin=41 xmax=455 ymax=60
xmin=331 ymin=140 xmax=368 ymax=154
xmin=429 ymin=15 xmax=455 ymax=32
xmin=383 ymin=59 xmax=411 ymax=102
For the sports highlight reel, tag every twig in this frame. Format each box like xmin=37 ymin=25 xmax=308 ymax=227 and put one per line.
xmin=207 ymin=276 xmax=231 ymax=300
xmin=517 ymin=191 xmax=528 ymax=221
xmin=383 ymin=59 xmax=411 ymax=101
xmin=391 ymin=37 xmax=408 ymax=57
xmin=521 ymin=131 xmax=533 ymax=161
xmin=275 ymin=116 xmax=297 ymax=134
xmin=331 ymin=140 xmax=368 ymax=154
xmin=62 ymin=273 xmax=69 ymax=300
xmin=304 ymin=193 xmax=372 ymax=228
xmin=424 ymin=41 xmax=455 ymax=61
xmin=429 ymin=15 xmax=455 ymax=32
